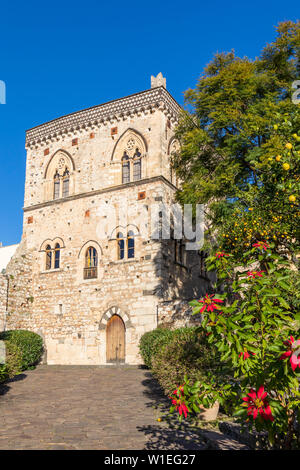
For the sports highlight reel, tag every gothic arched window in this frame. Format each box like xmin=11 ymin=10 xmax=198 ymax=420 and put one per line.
xmin=127 ymin=231 xmax=135 ymax=259
xmin=133 ymin=149 xmax=142 ymax=181
xmin=53 ymin=171 xmax=60 ymax=199
xmin=45 ymin=150 xmax=74 ymax=202
xmin=62 ymin=168 xmax=70 ymax=198
xmin=117 ymin=232 xmax=125 ymax=260
xmin=122 ymin=153 xmax=130 ymax=184
xmin=84 ymin=247 xmax=98 ymax=279
xmin=54 ymin=243 xmax=61 ymax=269
xmin=45 ymin=245 xmax=52 ymax=270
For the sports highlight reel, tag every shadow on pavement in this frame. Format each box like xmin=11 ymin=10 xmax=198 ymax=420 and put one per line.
xmin=140 ymin=371 xmax=206 ymax=450
xmin=0 ymin=373 xmax=27 ymax=396
xmin=137 ymin=423 xmax=206 ymax=450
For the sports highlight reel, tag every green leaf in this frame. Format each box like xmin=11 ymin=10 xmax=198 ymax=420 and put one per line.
xmin=278 ymin=297 xmax=290 ymax=309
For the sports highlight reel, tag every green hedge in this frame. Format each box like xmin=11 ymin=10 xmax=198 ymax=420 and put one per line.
xmin=140 ymin=327 xmax=217 ymax=396
xmin=0 ymin=330 xmax=43 ymax=372
xmin=139 ymin=328 xmax=172 ymax=368
xmin=4 ymin=341 xmax=23 ymax=378
xmin=0 ymin=364 xmax=8 ymax=383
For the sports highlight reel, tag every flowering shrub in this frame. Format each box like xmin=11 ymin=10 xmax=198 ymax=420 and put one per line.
xmin=168 ymin=24 xmax=300 ymax=448
xmin=168 ymin=117 xmax=300 ymax=448
xmin=172 ymin=244 xmax=300 ymax=448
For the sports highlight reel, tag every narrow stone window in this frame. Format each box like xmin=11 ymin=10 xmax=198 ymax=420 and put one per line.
xmin=62 ymin=168 xmax=70 ymax=198
xmin=117 ymin=232 xmax=125 ymax=260
xmin=53 ymin=171 xmax=60 ymax=199
xmin=45 ymin=245 xmax=52 ymax=270
xmin=133 ymin=149 xmax=141 ymax=181
xmin=199 ymin=251 xmax=208 ymax=278
xmin=175 ymin=239 xmax=185 ymax=265
xmin=54 ymin=243 xmax=61 ymax=269
xmin=127 ymin=231 xmax=135 ymax=259
xmin=122 ymin=153 xmax=130 ymax=184
xmin=84 ymin=247 xmax=98 ymax=279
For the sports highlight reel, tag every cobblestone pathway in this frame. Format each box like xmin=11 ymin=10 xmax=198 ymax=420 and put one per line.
xmin=0 ymin=366 xmax=206 ymax=450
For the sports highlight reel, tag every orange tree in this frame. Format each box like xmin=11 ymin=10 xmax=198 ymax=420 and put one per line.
xmin=169 ymin=22 xmax=300 ymax=449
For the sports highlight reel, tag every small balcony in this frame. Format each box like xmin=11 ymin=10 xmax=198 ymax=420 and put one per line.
xmin=84 ymin=267 xmax=98 ymax=280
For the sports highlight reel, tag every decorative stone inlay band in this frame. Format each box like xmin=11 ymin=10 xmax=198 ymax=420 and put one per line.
xmin=26 ymin=87 xmax=181 ymax=147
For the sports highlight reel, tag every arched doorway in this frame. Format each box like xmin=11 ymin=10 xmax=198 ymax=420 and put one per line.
xmin=106 ymin=315 xmax=125 ymax=363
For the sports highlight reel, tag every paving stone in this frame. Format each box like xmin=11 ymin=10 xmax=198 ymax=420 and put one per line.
xmin=0 ymin=366 xmax=206 ymax=450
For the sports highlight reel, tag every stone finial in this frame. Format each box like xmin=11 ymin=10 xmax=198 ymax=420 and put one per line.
xmin=151 ymin=72 xmax=166 ymax=89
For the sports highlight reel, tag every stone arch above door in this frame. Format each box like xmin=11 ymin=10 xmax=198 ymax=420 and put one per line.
xmin=99 ymin=306 xmax=133 ymax=330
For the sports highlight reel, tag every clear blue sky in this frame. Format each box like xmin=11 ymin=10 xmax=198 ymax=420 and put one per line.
xmin=0 ymin=0 xmax=298 ymax=245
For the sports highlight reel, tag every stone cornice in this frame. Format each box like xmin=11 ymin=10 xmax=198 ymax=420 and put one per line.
xmin=23 ymin=175 xmax=177 ymax=212
xmin=25 ymin=87 xmax=181 ymax=148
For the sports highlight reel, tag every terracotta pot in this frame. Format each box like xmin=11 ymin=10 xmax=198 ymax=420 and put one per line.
xmin=198 ymin=401 xmax=219 ymax=421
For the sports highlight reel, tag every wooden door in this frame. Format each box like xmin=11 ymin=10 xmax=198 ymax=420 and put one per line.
xmin=106 ymin=315 xmax=125 ymax=363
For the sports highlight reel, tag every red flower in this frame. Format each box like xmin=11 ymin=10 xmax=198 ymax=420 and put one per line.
xmin=171 ymin=384 xmax=190 ymax=418
xmin=247 ymin=270 xmax=264 ymax=278
xmin=242 ymin=386 xmax=274 ymax=422
xmin=173 ymin=385 xmax=185 ymax=396
xmin=216 ymin=252 xmax=229 ymax=259
xmin=198 ymin=294 xmax=223 ymax=313
xmin=239 ymin=349 xmax=256 ymax=360
xmin=170 ymin=395 xmax=189 ymax=418
xmin=252 ymin=241 xmax=269 ymax=251
xmin=280 ymin=336 xmax=300 ymax=371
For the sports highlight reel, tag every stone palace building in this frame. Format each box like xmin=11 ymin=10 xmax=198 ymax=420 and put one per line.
xmin=0 ymin=74 xmax=210 ymax=365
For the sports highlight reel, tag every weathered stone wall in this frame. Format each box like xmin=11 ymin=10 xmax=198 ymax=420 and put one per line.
xmin=0 ymin=274 xmax=8 ymax=331
xmin=157 ymin=299 xmax=202 ymax=329
xmin=5 ymin=241 xmax=34 ymax=329
xmin=7 ymin=177 xmax=209 ymax=365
